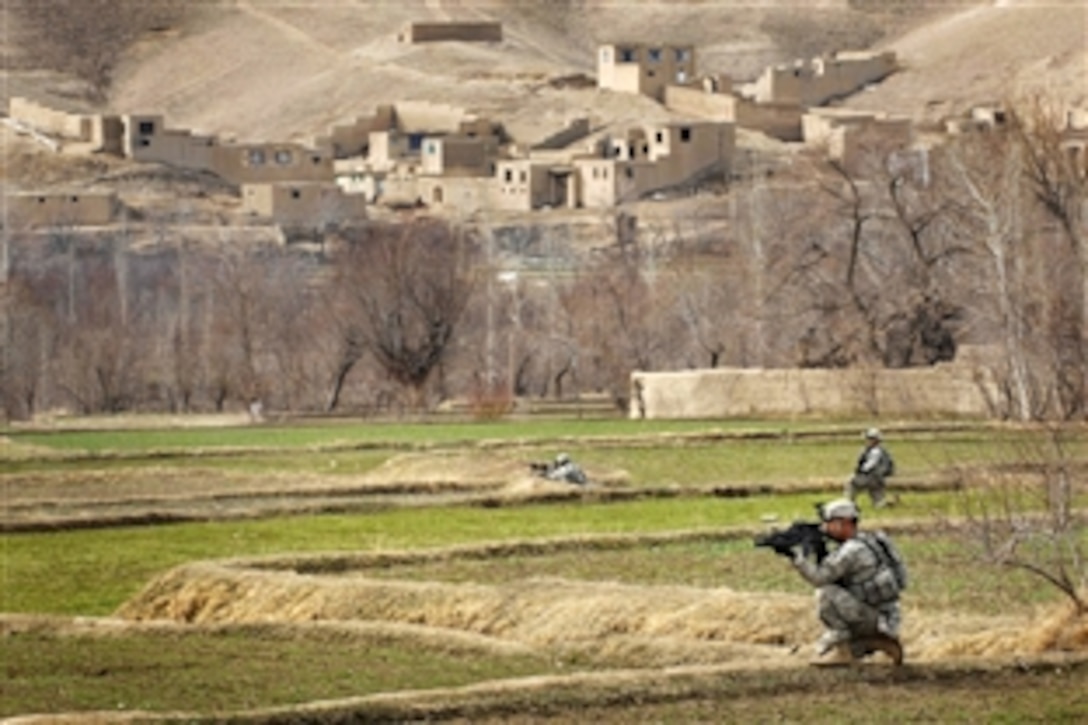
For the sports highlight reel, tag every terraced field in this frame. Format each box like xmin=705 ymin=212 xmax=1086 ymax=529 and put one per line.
xmin=3 ymin=417 xmax=1086 ymax=721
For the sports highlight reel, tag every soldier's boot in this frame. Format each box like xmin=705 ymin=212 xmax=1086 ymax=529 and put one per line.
xmin=809 ymin=642 xmax=855 ymax=667
xmin=855 ymin=633 xmax=904 ymax=665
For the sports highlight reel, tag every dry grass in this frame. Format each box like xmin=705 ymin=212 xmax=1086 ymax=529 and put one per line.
xmin=115 ymin=546 xmax=1088 ymax=670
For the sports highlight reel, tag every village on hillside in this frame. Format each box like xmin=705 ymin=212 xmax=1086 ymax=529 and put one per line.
xmin=7 ymin=18 xmax=1085 ymax=236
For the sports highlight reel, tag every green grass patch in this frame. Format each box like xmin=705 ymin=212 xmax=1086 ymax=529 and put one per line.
xmin=565 ymin=662 xmax=1088 ymax=724
xmin=6 ymin=418 xmax=788 ymax=453
xmin=4 ymin=423 xmax=1065 ymax=485
xmin=0 ymin=491 xmax=963 ymax=616
xmin=2 ymin=417 xmax=1086 ymax=720
xmin=0 ymin=626 xmax=556 ymax=717
xmin=357 ymin=534 xmax=1067 ymax=618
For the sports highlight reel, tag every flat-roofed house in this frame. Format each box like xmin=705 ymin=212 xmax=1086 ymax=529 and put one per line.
xmin=241 ymin=182 xmax=366 ymax=229
xmin=122 ymin=115 xmax=333 ymax=186
xmin=597 ymin=43 xmax=696 ymax=102
xmin=6 ymin=190 xmax=119 ymax=228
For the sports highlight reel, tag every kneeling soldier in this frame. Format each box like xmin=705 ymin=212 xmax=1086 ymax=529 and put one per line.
xmin=789 ymin=498 xmax=906 ymax=665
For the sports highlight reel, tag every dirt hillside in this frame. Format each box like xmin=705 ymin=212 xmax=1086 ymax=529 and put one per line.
xmin=844 ymin=0 xmax=1087 ymax=123
xmin=5 ymin=2 xmax=1082 ymax=146
xmin=93 ymin=1 xmax=1045 ymax=144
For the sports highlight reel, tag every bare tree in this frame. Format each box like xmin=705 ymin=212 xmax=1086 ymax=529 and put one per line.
xmin=765 ymin=145 xmax=967 ymax=373
xmin=1013 ymin=97 xmax=1087 ymax=253
xmin=48 ymin=238 xmax=143 ymax=413
xmin=330 ymin=219 xmax=478 ymax=410
xmin=0 ymin=277 xmax=55 ymax=420
xmin=569 ymin=239 xmax=686 ymax=409
xmin=954 ymin=426 xmax=1087 ymax=613
xmin=9 ymin=0 xmax=191 ymax=103
xmin=205 ymin=244 xmax=285 ymax=411
xmin=943 ymin=100 xmax=1087 ymax=420
xmin=1011 ymin=98 xmax=1088 ymax=418
xmin=260 ymin=253 xmax=327 ymax=411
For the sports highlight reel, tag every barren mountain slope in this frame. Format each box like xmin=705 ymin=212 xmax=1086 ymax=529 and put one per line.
xmin=8 ymin=2 xmax=1082 ymax=146
xmin=843 ymin=0 xmax=1087 ymax=122
xmin=102 ymin=0 xmax=948 ymax=144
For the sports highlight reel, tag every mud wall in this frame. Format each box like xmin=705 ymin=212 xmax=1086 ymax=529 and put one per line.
xmin=400 ymin=22 xmax=503 ymax=43
xmin=630 ymin=363 xmax=998 ymax=419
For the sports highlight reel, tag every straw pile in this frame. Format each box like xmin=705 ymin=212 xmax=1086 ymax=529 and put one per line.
xmin=117 ymin=560 xmax=1088 ymax=666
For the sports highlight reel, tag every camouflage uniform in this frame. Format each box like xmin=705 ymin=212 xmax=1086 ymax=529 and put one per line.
xmin=545 ymin=454 xmax=588 ymax=485
xmin=793 ymin=532 xmax=902 ymax=654
xmin=846 ymin=431 xmax=892 ymax=507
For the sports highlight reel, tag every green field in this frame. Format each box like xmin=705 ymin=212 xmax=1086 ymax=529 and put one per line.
xmin=2 ymin=417 xmax=1086 ymax=721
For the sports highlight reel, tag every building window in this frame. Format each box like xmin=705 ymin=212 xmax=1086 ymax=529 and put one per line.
xmin=139 ymin=138 xmax=151 ymax=147
xmin=620 ymin=47 xmax=635 ymax=63
xmin=680 ymin=127 xmax=692 ymax=142
xmin=656 ymin=131 xmax=664 ymax=143
xmin=37 ymin=197 xmax=46 ymax=203
xmin=504 ymin=169 xmax=513 ymax=182
xmin=676 ymin=49 xmax=689 ymax=62
xmin=425 ymin=141 xmax=437 ymax=155
xmin=274 ymin=149 xmax=293 ymax=165
xmin=642 ymin=144 xmax=649 ymax=155
xmin=290 ymin=189 xmax=301 ymax=199
xmin=519 ymin=170 xmax=527 ymax=183
xmin=70 ymin=196 xmax=79 ymax=202
xmin=248 ymin=149 xmax=266 ymax=166
xmin=311 ymin=156 xmax=322 ymax=165
xmin=648 ymin=48 xmax=661 ymax=63
xmin=625 ymin=167 xmax=634 ymax=179
xmin=137 ymin=120 xmax=155 ymax=135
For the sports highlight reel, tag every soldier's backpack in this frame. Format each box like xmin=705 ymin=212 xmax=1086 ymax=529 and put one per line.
xmin=861 ymin=530 xmax=908 ymax=592
xmin=879 ymin=448 xmax=896 ymax=478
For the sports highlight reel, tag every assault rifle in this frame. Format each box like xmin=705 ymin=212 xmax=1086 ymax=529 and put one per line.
xmin=529 ymin=461 xmax=553 ymax=475
xmin=754 ymin=520 xmax=830 ymax=563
